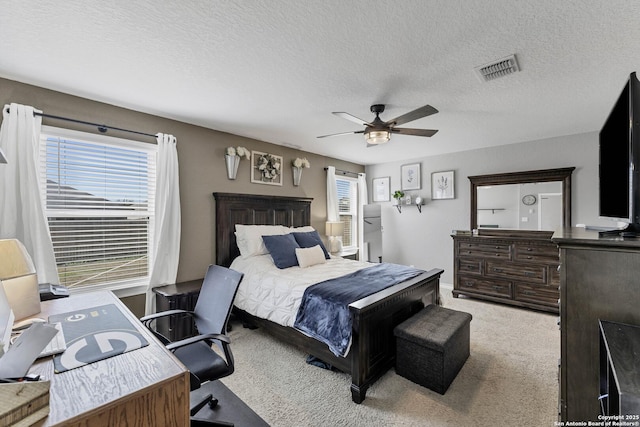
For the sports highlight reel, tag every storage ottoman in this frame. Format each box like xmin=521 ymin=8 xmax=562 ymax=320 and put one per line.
xmin=393 ymin=304 xmax=472 ymax=394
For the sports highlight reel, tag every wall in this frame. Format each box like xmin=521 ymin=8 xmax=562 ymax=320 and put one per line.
xmin=365 ymin=131 xmax=606 ymax=284
xmin=0 ymin=78 xmax=363 ymax=289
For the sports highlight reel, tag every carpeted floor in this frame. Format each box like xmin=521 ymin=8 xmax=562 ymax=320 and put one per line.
xmin=220 ymin=286 xmax=560 ymax=426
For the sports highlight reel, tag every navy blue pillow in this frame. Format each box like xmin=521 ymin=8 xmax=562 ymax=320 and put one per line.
xmin=292 ymin=231 xmax=330 ymax=259
xmin=262 ymin=234 xmax=301 ymax=269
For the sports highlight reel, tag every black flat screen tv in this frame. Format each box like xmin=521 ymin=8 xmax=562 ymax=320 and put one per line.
xmin=599 ymin=71 xmax=640 ymax=236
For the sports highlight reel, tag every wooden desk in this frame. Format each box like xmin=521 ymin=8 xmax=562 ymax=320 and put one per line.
xmin=29 ymin=291 xmax=190 ymax=427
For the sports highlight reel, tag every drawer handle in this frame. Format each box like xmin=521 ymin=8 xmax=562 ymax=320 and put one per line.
xmin=495 ymin=246 xmax=500 ymax=249
xmin=526 ymin=248 xmax=533 ymax=252
xmin=523 ymin=290 xmax=536 ymax=295
xmin=465 ymin=265 xmax=474 ymax=270
xmin=467 ymin=251 xmax=472 ymax=255
xmin=492 ymin=285 xmax=503 ymax=291
xmin=464 ymin=282 xmax=475 ymax=287
xmin=493 ymin=268 xmax=503 ymax=273
xmin=524 ymin=272 xmax=535 ymax=277
xmin=526 ymin=256 xmax=532 ymax=260
xmin=495 ymin=253 xmax=501 ymax=257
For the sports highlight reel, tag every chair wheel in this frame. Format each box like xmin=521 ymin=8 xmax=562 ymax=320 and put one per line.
xmin=209 ymin=398 xmax=218 ymax=409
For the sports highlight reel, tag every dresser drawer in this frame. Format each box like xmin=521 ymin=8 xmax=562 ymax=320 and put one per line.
xmin=485 ymin=261 xmax=547 ymax=284
xmin=514 ymin=283 xmax=559 ymax=307
xmin=514 ymin=244 xmax=559 ymax=263
xmin=457 ymin=275 xmax=512 ymax=298
xmin=457 ymin=241 xmax=511 ymax=260
xmin=457 ymin=258 xmax=482 ymax=275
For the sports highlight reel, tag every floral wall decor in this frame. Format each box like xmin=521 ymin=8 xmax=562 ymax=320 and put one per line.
xmin=291 ymin=157 xmax=310 ymax=186
xmin=224 ymin=146 xmax=250 ymax=180
xmin=431 ymin=170 xmax=455 ymax=199
xmin=251 ymin=150 xmax=283 ymax=185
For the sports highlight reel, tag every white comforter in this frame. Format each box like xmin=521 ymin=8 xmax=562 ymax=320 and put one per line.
xmin=230 ymin=254 xmax=371 ymax=327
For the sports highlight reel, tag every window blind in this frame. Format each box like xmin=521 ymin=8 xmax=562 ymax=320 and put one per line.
xmin=39 ymin=127 xmax=157 ymax=290
xmin=337 ymin=177 xmax=357 ymax=248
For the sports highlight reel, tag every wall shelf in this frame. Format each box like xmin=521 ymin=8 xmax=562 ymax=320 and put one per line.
xmin=478 ymin=208 xmax=505 ymax=214
xmin=394 ymin=204 xmax=423 ymax=213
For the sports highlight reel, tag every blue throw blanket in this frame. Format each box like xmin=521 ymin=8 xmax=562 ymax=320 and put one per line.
xmin=293 ymin=263 xmax=424 ymax=357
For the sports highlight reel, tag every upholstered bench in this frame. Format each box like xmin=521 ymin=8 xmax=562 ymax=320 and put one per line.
xmin=393 ymin=304 xmax=472 ymax=394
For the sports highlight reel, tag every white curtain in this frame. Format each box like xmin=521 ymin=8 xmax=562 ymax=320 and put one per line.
xmin=146 ymin=133 xmax=181 ymax=314
xmin=0 ymin=103 xmax=59 ymax=284
xmin=357 ymin=173 xmax=368 ymax=261
xmin=326 ymin=166 xmax=339 ymax=221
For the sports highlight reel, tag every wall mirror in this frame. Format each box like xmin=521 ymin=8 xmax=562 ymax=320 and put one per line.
xmin=469 ymin=167 xmax=575 ymax=231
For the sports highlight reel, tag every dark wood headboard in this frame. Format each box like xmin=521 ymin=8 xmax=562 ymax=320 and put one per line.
xmin=213 ymin=192 xmax=313 ymax=267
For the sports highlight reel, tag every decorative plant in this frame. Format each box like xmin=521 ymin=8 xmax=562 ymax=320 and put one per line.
xmin=257 ymin=153 xmax=281 ymax=180
xmin=393 ymin=190 xmax=405 ymax=201
xmin=225 ymin=146 xmax=250 ymax=159
xmin=292 ymin=157 xmax=311 ymax=168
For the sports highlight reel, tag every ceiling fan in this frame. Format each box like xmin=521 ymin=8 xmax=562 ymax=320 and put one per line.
xmin=317 ymin=104 xmax=439 ymax=146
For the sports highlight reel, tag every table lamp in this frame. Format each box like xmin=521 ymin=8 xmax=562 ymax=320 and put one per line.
xmin=325 ymin=221 xmax=344 ymax=254
xmin=0 ymin=239 xmax=41 ymax=321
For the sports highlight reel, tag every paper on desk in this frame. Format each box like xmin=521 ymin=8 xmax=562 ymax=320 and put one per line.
xmin=0 ymin=322 xmax=58 ymax=378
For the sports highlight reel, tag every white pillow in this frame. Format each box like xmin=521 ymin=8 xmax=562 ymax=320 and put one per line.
xmin=295 ymin=245 xmax=327 ymax=268
xmin=288 ymin=225 xmax=315 ymax=233
xmin=235 ymin=224 xmax=289 ymax=258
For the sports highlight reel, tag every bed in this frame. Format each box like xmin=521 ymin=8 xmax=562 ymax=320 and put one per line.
xmin=213 ymin=192 xmax=443 ymax=403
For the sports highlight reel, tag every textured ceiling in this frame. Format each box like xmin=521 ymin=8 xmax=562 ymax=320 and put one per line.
xmin=2 ymin=0 xmax=640 ymax=165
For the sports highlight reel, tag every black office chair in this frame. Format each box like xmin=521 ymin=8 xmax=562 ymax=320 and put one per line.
xmin=141 ymin=265 xmax=243 ymax=424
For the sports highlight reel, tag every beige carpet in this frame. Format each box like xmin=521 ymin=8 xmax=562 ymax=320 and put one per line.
xmin=221 ymin=288 xmax=560 ymax=426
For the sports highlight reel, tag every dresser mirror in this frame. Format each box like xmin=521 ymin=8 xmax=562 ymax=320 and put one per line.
xmin=469 ymin=167 xmax=575 ymax=231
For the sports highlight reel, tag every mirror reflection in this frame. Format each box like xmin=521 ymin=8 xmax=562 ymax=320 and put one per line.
xmin=469 ymin=167 xmax=574 ymax=231
xmin=477 ymin=182 xmax=563 ymax=231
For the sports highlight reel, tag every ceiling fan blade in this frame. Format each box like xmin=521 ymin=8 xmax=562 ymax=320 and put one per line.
xmin=390 ymin=128 xmax=439 ymax=137
xmin=332 ymin=112 xmax=373 ymax=127
xmin=317 ymin=130 xmax=365 ymax=139
xmin=385 ymin=105 xmax=439 ymax=127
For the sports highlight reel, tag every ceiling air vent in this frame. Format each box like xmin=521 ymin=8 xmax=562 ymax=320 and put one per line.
xmin=474 ymin=54 xmax=520 ymax=82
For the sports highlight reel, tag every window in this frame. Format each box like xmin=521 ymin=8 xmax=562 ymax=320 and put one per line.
xmin=336 ymin=177 xmax=358 ymax=249
xmin=39 ymin=126 xmax=157 ymax=292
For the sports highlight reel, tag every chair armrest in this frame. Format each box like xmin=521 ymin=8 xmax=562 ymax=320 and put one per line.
xmin=166 ymin=333 xmax=231 ymax=352
xmin=140 ymin=309 xmax=193 ymax=323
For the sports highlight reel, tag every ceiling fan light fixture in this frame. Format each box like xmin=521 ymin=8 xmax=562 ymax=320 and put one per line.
xmin=365 ymin=130 xmax=390 ymax=145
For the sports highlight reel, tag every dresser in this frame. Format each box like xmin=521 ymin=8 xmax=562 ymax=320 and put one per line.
xmin=553 ymin=228 xmax=640 ymax=422
xmin=452 ymin=229 xmax=560 ymax=313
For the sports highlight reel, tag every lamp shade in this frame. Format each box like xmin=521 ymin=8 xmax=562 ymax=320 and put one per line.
xmin=325 ymin=221 xmax=344 ymax=237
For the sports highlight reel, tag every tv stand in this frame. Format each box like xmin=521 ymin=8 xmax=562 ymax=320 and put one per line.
xmin=598 ymin=223 xmax=640 ymax=238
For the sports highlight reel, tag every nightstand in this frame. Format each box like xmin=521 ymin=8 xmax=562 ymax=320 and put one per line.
xmin=335 ymin=248 xmax=358 ymax=260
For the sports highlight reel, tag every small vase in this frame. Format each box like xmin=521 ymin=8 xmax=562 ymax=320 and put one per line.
xmin=292 ymin=166 xmax=303 ymax=186
xmin=225 ymin=154 xmax=240 ymax=180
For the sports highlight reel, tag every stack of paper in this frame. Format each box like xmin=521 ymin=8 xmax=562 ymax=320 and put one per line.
xmin=0 ymin=284 xmax=14 ymax=357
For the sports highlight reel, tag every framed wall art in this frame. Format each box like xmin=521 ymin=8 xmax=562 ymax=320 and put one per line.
xmin=431 ymin=170 xmax=455 ymax=200
xmin=251 ymin=150 xmax=283 ymax=186
xmin=372 ymin=176 xmax=390 ymax=202
xmin=401 ymin=163 xmax=421 ymax=190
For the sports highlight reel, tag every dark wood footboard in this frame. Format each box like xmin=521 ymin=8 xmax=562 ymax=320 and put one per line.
xmin=234 ymin=268 xmax=443 ymax=403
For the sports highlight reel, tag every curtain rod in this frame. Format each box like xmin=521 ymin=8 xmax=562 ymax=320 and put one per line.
xmin=323 ymin=167 xmax=360 ymax=177
xmin=4 ymin=108 xmax=157 ymax=138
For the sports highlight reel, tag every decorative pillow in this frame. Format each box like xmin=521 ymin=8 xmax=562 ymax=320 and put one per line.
xmin=262 ymin=234 xmax=301 ymax=269
xmin=235 ymin=224 xmax=289 ymax=258
xmin=288 ymin=225 xmax=316 ymax=233
xmin=292 ymin=231 xmax=330 ymax=259
xmin=295 ymin=245 xmax=327 ymax=268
